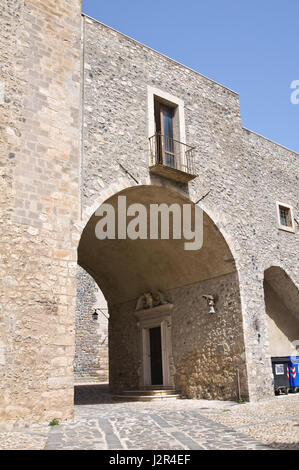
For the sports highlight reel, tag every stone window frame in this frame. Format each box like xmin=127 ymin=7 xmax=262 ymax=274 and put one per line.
xmin=147 ymin=85 xmax=187 ymax=168
xmin=135 ymin=303 xmax=175 ymax=388
xmin=276 ymin=201 xmax=295 ymax=233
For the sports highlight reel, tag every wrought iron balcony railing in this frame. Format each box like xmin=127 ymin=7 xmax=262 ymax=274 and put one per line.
xmin=149 ymin=134 xmax=197 ymax=182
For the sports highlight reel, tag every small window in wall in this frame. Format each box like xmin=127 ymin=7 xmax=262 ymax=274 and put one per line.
xmin=276 ymin=202 xmax=295 ymax=233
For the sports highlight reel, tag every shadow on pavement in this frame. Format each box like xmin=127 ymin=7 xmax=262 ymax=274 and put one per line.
xmin=74 ymin=384 xmax=114 ymax=405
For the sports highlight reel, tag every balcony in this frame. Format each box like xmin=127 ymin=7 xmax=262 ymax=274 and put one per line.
xmin=149 ymin=133 xmax=197 ymax=183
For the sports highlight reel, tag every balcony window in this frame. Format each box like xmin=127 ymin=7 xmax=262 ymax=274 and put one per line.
xmin=154 ymin=101 xmax=176 ymax=168
xmin=148 ymin=90 xmax=197 ymax=183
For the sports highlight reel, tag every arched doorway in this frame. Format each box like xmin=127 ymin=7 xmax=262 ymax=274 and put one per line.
xmin=264 ymin=266 xmax=299 ymax=357
xmin=75 ymin=267 xmax=109 ymax=385
xmin=77 ymin=185 xmax=249 ymax=401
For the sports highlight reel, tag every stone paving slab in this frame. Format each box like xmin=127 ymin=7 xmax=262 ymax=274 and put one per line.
xmin=1 ymin=389 xmax=297 ymax=450
xmin=45 ymin=402 xmax=270 ymax=450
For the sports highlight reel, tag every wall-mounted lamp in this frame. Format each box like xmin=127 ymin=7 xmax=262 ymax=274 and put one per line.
xmin=92 ymin=308 xmax=110 ymax=321
xmin=92 ymin=309 xmax=99 ymax=321
xmin=202 ymin=295 xmax=217 ymax=314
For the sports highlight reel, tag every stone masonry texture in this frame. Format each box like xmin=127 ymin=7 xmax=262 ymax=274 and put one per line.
xmin=109 ymin=273 xmax=249 ymax=401
xmin=75 ymin=266 xmax=108 ymax=383
xmin=0 ymin=0 xmax=81 ymax=426
xmin=81 ymin=17 xmax=298 ymax=403
xmin=0 ymin=4 xmax=298 ymax=427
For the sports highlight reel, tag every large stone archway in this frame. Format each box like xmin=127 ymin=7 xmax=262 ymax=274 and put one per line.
xmin=77 ymin=184 xmax=249 ymax=401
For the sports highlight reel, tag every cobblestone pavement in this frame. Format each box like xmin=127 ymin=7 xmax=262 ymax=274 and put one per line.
xmin=44 ymin=405 xmax=269 ymax=450
xmin=43 ymin=388 xmax=269 ymax=450
xmin=0 ymin=428 xmax=49 ymax=451
xmin=203 ymin=394 xmax=299 ymax=450
xmin=1 ymin=386 xmax=298 ymax=450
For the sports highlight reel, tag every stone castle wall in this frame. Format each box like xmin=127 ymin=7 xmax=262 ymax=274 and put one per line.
xmin=0 ymin=0 xmax=81 ymax=427
xmin=109 ymin=272 xmax=248 ymax=401
xmin=81 ymin=16 xmax=298 ymax=401
xmin=0 ymin=4 xmax=297 ymax=426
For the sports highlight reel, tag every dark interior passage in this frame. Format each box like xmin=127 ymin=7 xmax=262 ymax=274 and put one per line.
xmin=149 ymin=326 xmax=163 ymax=385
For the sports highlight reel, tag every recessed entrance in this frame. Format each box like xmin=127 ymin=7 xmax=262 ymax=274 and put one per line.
xmin=78 ymin=184 xmax=247 ymax=399
xmin=149 ymin=326 xmax=163 ymax=385
xmin=135 ymin=303 xmax=174 ymax=388
xmin=264 ymin=266 xmax=299 ymax=358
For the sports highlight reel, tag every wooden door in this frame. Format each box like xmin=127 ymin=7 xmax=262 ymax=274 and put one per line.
xmin=154 ymin=101 xmax=175 ymax=168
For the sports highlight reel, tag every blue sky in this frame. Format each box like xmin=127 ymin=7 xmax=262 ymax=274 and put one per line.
xmin=82 ymin=0 xmax=299 ymax=153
